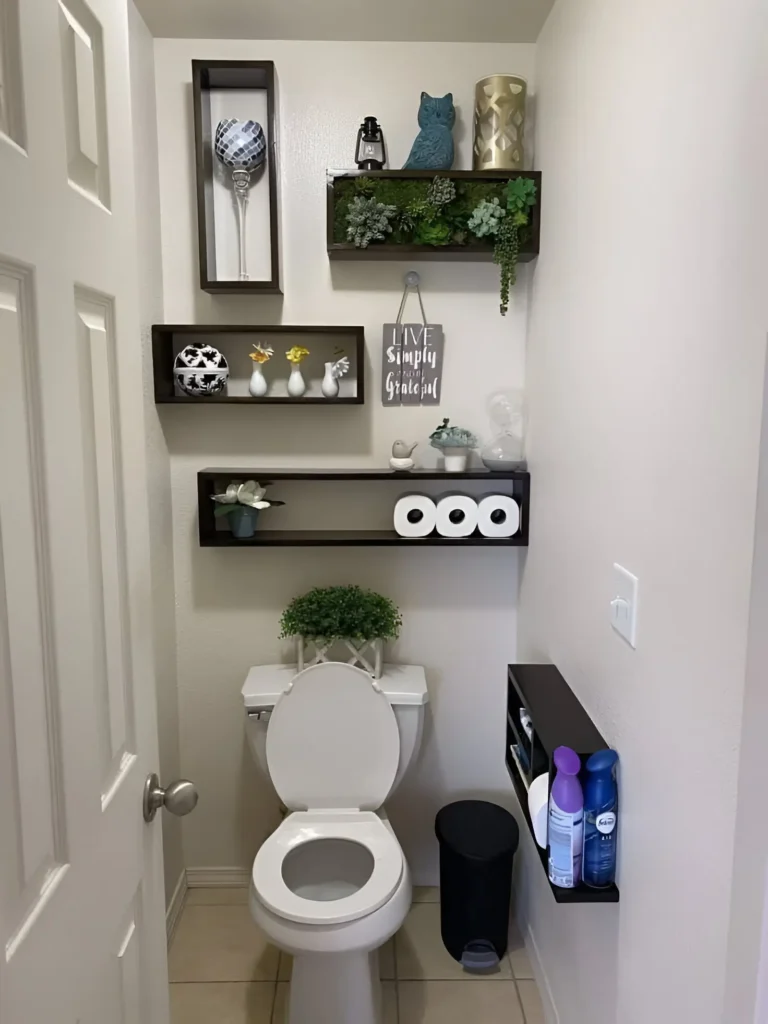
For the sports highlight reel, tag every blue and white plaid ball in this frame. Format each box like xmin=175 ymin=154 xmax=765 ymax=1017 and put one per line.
xmin=214 ymin=119 xmax=267 ymax=172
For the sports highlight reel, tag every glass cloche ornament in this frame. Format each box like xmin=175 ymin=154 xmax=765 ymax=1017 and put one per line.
xmin=481 ymin=390 xmax=526 ymax=471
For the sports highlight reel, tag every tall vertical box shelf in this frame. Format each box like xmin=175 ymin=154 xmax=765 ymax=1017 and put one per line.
xmin=192 ymin=60 xmax=281 ymax=294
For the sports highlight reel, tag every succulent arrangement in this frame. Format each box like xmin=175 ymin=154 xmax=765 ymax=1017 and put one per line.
xmin=429 ymin=418 xmax=479 ymax=451
xmin=345 ymin=195 xmax=397 ymax=248
xmin=493 ymin=177 xmax=538 ymax=315
xmin=335 ymin=174 xmax=537 ymax=314
xmin=279 ymin=585 xmax=402 ymax=643
xmin=467 ymin=197 xmax=506 ymax=238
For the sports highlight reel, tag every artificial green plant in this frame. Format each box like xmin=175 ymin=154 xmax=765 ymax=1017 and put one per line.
xmin=279 ymin=585 xmax=402 ymax=643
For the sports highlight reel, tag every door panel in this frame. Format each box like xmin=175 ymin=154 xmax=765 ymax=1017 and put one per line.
xmin=0 ymin=260 xmax=67 ymax=947
xmin=0 ymin=0 xmax=168 ymax=1020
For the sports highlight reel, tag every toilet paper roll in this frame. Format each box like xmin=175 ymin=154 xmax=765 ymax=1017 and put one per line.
xmin=528 ymin=772 xmax=549 ymax=849
xmin=477 ymin=494 xmax=520 ymax=538
xmin=393 ymin=494 xmax=437 ymax=538
xmin=435 ymin=494 xmax=479 ymax=538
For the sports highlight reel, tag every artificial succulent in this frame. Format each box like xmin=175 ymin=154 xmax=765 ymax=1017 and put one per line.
xmin=346 ymin=195 xmax=397 ymax=248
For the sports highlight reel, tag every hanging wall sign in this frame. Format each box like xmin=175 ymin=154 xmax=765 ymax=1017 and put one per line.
xmin=382 ymin=273 xmax=444 ymax=407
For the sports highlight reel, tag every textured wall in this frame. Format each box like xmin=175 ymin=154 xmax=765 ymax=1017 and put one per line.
xmin=153 ymin=39 xmax=536 ymax=880
xmin=518 ymin=0 xmax=767 ymax=1022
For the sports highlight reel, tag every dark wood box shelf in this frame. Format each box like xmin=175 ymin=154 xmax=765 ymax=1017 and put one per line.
xmin=192 ymin=60 xmax=281 ymax=294
xmin=327 ymin=169 xmax=541 ymax=262
xmin=507 ymin=664 xmax=620 ymax=905
xmin=152 ymin=325 xmax=365 ymax=405
xmin=197 ymin=468 xmax=530 ymax=547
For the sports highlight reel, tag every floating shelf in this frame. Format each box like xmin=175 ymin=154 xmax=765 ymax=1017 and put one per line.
xmin=506 ymin=664 xmax=620 ymax=905
xmin=192 ymin=60 xmax=281 ymax=294
xmin=197 ymin=468 xmax=530 ymax=547
xmin=152 ymin=325 xmax=365 ymax=405
xmin=327 ymin=169 xmax=541 ymax=262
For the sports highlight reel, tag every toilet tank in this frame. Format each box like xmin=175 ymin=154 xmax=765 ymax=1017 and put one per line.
xmin=242 ymin=664 xmax=428 ymax=800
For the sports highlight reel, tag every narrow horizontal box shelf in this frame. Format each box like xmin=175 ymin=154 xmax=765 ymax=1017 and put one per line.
xmin=199 ymin=468 xmax=528 ymax=480
xmin=152 ymin=325 xmax=365 ymax=405
xmin=507 ymin=664 xmax=620 ymax=905
xmin=197 ymin=468 xmax=530 ymax=547
xmin=201 ymin=529 xmax=524 ymax=548
xmin=328 ymin=169 xmax=541 ymax=262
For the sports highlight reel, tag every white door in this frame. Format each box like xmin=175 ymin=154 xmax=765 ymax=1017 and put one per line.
xmin=0 ymin=0 xmax=174 ymax=1021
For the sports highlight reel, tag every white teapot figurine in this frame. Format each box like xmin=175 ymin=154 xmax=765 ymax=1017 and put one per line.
xmin=390 ymin=440 xmax=418 ymax=471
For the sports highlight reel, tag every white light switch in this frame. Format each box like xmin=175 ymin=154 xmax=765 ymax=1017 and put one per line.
xmin=611 ymin=563 xmax=638 ymax=648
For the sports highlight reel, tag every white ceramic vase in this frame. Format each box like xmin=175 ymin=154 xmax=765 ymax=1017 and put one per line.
xmin=321 ymin=361 xmax=339 ymax=399
xmin=248 ymin=365 xmax=268 ymax=397
xmin=287 ymin=365 xmax=307 ymax=398
xmin=442 ymin=447 xmax=469 ymax=472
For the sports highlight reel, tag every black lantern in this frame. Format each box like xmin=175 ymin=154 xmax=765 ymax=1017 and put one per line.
xmin=355 ymin=116 xmax=386 ymax=170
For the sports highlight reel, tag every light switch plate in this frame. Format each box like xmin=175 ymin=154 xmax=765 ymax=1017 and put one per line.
xmin=611 ymin=563 xmax=638 ymax=648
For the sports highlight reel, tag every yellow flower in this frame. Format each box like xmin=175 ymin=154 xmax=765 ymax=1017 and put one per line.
xmin=250 ymin=343 xmax=273 ymax=364
xmin=286 ymin=345 xmax=310 ymax=364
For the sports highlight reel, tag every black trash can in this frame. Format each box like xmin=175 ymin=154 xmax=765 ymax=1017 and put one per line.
xmin=435 ymin=800 xmax=520 ymax=973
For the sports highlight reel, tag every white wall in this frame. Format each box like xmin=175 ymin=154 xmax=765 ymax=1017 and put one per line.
xmin=128 ymin=5 xmax=184 ymax=908
xmin=725 ymin=359 xmax=768 ymax=1019
xmin=153 ymin=39 xmax=535 ymax=880
xmin=518 ymin=1 xmax=767 ymax=1022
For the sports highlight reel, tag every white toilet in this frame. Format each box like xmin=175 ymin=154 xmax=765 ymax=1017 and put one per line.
xmin=242 ymin=661 xmax=428 ymax=1024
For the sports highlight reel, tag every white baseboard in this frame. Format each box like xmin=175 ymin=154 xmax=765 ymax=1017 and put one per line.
xmin=166 ymin=871 xmax=187 ymax=945
xmin=186 ymin=866 xmax=251 ymax=888
xmin=525 ymin=922 xmax=560 ymax=1024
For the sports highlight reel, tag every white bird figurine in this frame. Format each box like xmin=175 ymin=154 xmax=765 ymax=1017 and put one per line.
xmin=390 ymin=440 xmax=418 ymax=471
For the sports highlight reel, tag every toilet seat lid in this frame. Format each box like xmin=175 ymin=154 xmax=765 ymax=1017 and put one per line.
xmin=266 ymin=663 xmax=400 ymax=811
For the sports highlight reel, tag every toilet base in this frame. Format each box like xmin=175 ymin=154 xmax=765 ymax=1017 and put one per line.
xmin=282 ymin=949 xmax=383 ymax=1024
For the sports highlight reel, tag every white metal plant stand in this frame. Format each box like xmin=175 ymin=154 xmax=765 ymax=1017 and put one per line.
xmin=296 ymin=637 xmax=384 ymax=679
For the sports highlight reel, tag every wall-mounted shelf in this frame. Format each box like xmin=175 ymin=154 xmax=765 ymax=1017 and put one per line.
xmin=506 ymin=664 xmax=620 ymax=905
xmin=327 ymin=169 xmax=541 ymax=262
xmin=192 ymin=60 xmax=281 ymax=293
xmin=152 ymin=325 xmax=365 ymax=405
xmin=197 ymin=468 xmax=530 ymax=547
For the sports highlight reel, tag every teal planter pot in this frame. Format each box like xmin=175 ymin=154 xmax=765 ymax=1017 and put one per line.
xmin=229 ymin=506 xmax=260 ymax=539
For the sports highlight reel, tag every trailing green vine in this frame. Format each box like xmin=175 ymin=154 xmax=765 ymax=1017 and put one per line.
xmin=333 ymin=174 xmax=537 ymax=314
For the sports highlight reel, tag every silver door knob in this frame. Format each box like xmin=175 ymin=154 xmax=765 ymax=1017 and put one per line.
xmin=143 ymin=773 xmax=199 ymax=823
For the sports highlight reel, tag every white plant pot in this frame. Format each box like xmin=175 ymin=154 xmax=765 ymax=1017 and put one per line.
xmin=249 ymin=365 xmax=268 ymax=397
xmin=321 ymin=362 xmax=340 ymax=399
xmin=443 ymin=448 xmax=469 ymax=472
xmin=287 ymin=365 xmax=307 ymax=398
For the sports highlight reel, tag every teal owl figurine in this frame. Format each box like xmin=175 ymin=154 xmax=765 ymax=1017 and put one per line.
xmin=403 ymin=92 xmax=456 ymax=170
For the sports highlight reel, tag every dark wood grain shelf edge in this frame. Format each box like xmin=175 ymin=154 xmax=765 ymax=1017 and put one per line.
xmin=200 ymin=530 xmax=525 ymax=547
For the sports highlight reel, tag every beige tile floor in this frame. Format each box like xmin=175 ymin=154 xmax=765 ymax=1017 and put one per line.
xmin=169 ymin=886 xmax=546 ymax=1024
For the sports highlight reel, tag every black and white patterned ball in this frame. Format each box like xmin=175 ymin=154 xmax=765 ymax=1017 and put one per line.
xmin=214 ymin=119 xmax=267 ymax=172
xmin=173 ymin=343 xmax=229 ymax=397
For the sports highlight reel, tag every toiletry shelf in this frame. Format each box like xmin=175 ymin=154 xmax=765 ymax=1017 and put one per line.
xmin=197 ymin=468 xmax=530 ymax=547
xmin=506 ymin=664 xmax=620 ymax=904
xmin=152 ymin=325 xmax=365 ymax=405
xmin=327 ymin=170 xmax=541 ymax=261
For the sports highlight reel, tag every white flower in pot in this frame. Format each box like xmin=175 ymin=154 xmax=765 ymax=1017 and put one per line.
xmin=429 ymin=418 xmax=479 ymax=472
xmin=211 ymin=480 xmax=285 ymax=539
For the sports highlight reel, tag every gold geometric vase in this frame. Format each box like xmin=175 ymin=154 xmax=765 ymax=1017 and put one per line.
xmin=473 ymin=74 xmax=527 ymax=171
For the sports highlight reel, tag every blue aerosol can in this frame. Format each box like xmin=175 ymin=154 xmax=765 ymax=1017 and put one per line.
xmin=582 ymin=749 xmax=619 ymax=888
